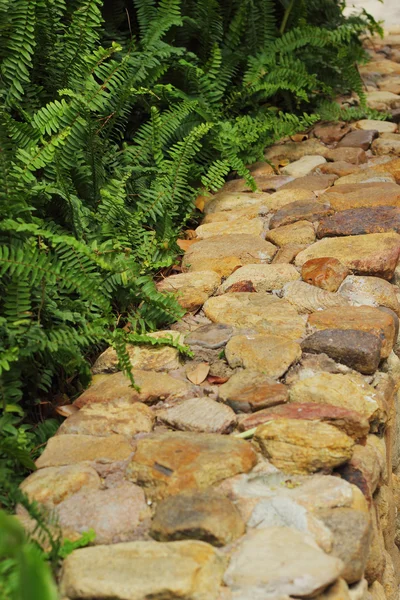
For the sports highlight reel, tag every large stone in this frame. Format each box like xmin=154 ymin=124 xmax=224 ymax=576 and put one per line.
xmin=322 ymin=182 xmax=400 ymax=211
xmin=270 ymin=200 xmax=333 ymax=229
xmin=318 ymin=161 xmax=360 ymax=177
xmin=370 ymin=157 xmax=400 ymax=183
xmin=19 ymin=464 xmax=101 ymax=506
xmin=279 ymin=174 xmax=338 ymax=191
xmin=295 ymin=233 xmax=400 ymax=280
xmin=325 ymin=147 xmax=367 ymax=164
xmin=301 ymin=257 xmax=350 ymax=292
xmin=150 ymin=490 xmax=245 ymax=546
xmin=220 ymin=175 xmax=294 ymax=194
xmin=361 ymin=61 xmax=400 ymax=76
xmin=372 ymin=137 xmax=400 ymax=156
xmin=182 ymin=235 xmax=277 ymax=278
xmin=265 ymin=139 xmax=330 ymax=162
xmin=316 ymin=508 xmax=371 ymax=584
xmin=57 ymin=400 xmax=154 ymax=437
xmin=218 ymin=370 xmax=289 ymax=413
xmin=185 ymin=324 xmax=233 ymax=349
xmin=338 ymin=275 xmax=400 ymax=315
xmin=265 ymin=188 xmax=316 ymax=210
xmin=356 ymin=119 xmax=397 ymax=133
xmin=337 ymin=130 xmax=379 ymax=151
xmin=74 ymin=370 xmax=191 ymax=408
xmin=203 ymin=192 xmax=270 ymax=214
xmin=35 ymin=434 xmax=132 ymax=468
xmin=288 ymin=372 xmax=383 ymax=424
xmin=266 ymin=220 xmax=316 ymax=247
xmin=60 ymin=540 xmax=226 ymax=600
xmin=202 ymin=203 xmax=267 ymax=224
xmin=281 ymin=155 xmax=327 ymax=178
xmin=92 ymin=331 xmax=183 ymax=374
xmin=337 ymin=437 xmax=387 ymax=501
xmin=195 ymin=218 xmax=264 ymax=240
xmin=203 ymin=293 xmax=306 ymax=340
xmin=301 ymin=330 xmax=382 ymax=375
xmin=333 ymin=170 xmax=396 ymax=186
xmin=307 ymin=306 xmax=397 ymax=358
xmin=281 ymin=280 xmax=349 ymax=314
xmin=254 ymin=418 xmax=354 ymax=474
xmin=126 ymin=432 xmax=257 ymax=500
xmin=317 ymin=206 xmax=400 ymax=238
xmin=225 ymin=334 xmax=301 ymax=377
xmin=57 ymin=483 xmax=151 ymax=545
xmin=272 ymin=243 xmax=307 ymax=264
xmin=314 ymin=122 xmax=351 ymax=144
xmin=366 ymin=91 xmax=400 ymax=110
xmin=157 ymin=397 xmax=236 ymax=434
xmin=156 ymin=271 xmax=221 ymax=311
xmin=217 ymin=264 xmax=300 ymax=294
xmin=224 ymin=527 xmax=343 ymax=598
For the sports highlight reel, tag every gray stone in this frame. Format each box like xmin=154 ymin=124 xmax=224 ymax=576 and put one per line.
xmin=186 ymin=324 xmax=234 ymax=349
xmin=157 ymin=397 xmax=237 ymax=434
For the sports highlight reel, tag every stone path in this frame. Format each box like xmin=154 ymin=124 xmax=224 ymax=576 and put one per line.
xmin=17 ymin=35 xmax=400 ymax=600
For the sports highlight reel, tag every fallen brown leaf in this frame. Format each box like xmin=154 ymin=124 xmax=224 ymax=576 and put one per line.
xmin=186 ymin=362 xmax=210 ymax=385
xmin=56 ymin=404 xmax=79 ymax=417
xmin=207 ymin=375 xmax=229 ymax=385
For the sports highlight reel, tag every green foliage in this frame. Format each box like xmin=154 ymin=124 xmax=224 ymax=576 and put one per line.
xmin=0 ymin=0 xmax=381 ymax=490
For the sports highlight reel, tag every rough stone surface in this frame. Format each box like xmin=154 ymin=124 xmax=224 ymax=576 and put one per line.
xmin=314 ymin=122 xmax=351 ymax=143
xmin=301 ymin=329 xmax=382 ymax=374
xmin=150 ymin=490 xmax=245 ymax=546
xmin=366 ymin=90 xmax=400 ymax=110
xmin=301 ymin=257 xmax=350 ymax=292
xmin=218 ymin=370 xmax=289 ymax=413
xmin=295 ymin=232 xmax=400 ymax=280
xmin=266 ymin=220 xmax=316 ymax=247
xmin=265 ymin=139 xmax=330 ymax=162
xmin=272 ymin=243 xmax=307 ymax=264
xmin=356 ymin=119 xmax=398 ymax=133
xmin=279 ymin=174 xmax=338 ymax=191
xmin=195 ymin=218 xmax=264 ymax=240
xmin=225 ymin=334 xmax=301 ymax=377
xmin=270 ymin=199 xmax=333 ymax=229
xmin=318 ymin=161 xmax=360 ymax=177
xmin=126 ymin=432 xmax=257 ymax=500
xmin=203 ymin=192 xmax=270 ymax=214
xmin=182 ymin=235 xmax=277 ymax=277
xmin=217 ymin=263 xmax=300 ymax=294
xmin=338 ymin=275 xmax=400 ymax=315
xmin=325 ymin=147 xmax=368 ymax=164
xmin=372 ymin=137 xmax=400 ymax=156
xmin=281 ymin=155 xmax=327 ymax=177
xmin=333 ymin=170 xmax=396 ymax=186
xmin=282 ymin=280 xmax=349 ymax=314
xmin=224 ymin=527 xmax=343 ymax=598
xmin=203 ymin=293 xmax=306 ymax=340
xmin=337 ymin=129 xmax=379 ymax=150
xmin=317 ymin=206 xmax=400 ymax=238
xmin=266 ymin=188 xmax=316 ymax=210
xmin=157 ymin=397 xmax=236 ymax=434
xmin=185 ymin=324 xmax=233 ymax=349
xmin=156 ymin=271 xmax=221 ymax=311
xmin=322 ymin=183 xmax=400 ymax=211
xmin=60 ymin=540 xmax=226 ymax=600
xmin=254 ymin=418 xmax=354 ymax=474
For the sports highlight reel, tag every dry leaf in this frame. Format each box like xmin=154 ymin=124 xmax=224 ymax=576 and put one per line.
xmin=290 ymin=133 xmax=308 ymax=142
xmin=56 ymin=404 xmax=79 ymax=417
xmin=186 ymin=362 xmax=210 ymax=384
xmin=207 ymin=375 xmax=229 ymax=385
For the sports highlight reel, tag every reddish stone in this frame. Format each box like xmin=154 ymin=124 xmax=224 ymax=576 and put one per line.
xmin=301 ymin=257 xmax=349 ymax=292
xmin=337 ymin=129 xmax=379 ymax=150
xmin=313 ymin=122 xmax=351 ymax=144
xmin=317 ymin=162 xmax=360 ymax=177
xmin=325 ymin=148 xmax=367 ymax=164
xmin=279 ymin=174 xmax=338 ymax=191
xmin=222 ymin=381 xmax=289 ymax=414
xmin=224 ymin=280 xmax=256 ymax=293
xmin=317 ymin=206 xmax=400 ymax=238
xmin=237 ymin=402 xmax=369 ymax=441
xmin=269 ymin=200 xmax=333 ymax=229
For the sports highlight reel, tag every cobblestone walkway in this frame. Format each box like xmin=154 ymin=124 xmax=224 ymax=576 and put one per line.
xmin=17 ymin=35 xmax=400 ymax=600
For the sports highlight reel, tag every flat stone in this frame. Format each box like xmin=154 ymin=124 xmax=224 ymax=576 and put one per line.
xmin=302 ymin=257 xmax=350 ymax=292
xmin=288 ymin=372 xmax=382 ymax=424
xmin=301 ymin=330 xmax=382 ymax=375
xmin=281 ymin=155 xmax=327 ymax=178
xmin=19 ymin=464 xmax=101 ymax=506
xmin=337 ymin=129 xmax=379 ymax=151
xmin=361 ymin=60 xmax=400 ymax=76
xmin=338 ymin=275 xmax=400 ymax=315
xmin=266 ymin=220 xmax=316 ymax=247
xmin=35 ymin=434 xmax=132 ymax=468
xmin=307 ymin=306 xmax=396 ymax=358
xmin=202 ymin=203 xmax=267 ymax=224
xmin=271 ymin=243 xmax=308 ymax=263
xmin=279 ymin=174 xmax=338 ymax=191
xmin=195 ymin=218 xmax=264 ymax=240
xmin=238 ymin=402 xmax=369 ymax=441
xmin=282 ymin=280 xmax=349 ymax=314
xmin=218 ymin=370 xmax=289 ymax=413
xmin=265 ymin=188 xmax=316 ymax=210
xmin=225 ymin=334 xmax=301 ymax=377
xmin=217 ymin=264 xmax=300 ymax=294
xmin=317 ymin=161 xmax=360 ymax=177
xmin=322 ymin=182 xmax=400 ymax=211
xmin=356 ymin=119 xmax=397 ymax=133
xmin=372 ymin=137 xmax=400 ymax=156
xmin=265 ymin=139 xmax=331 ymax=162
xmin=379 ymin=76 xmax=400 ymax=95
xmin=203 ymin=192 xmax=270 ymax=214
xmin=57 ymin=482 xmax=151 ymax=545
xmin=316 ymin=508 xmax=371 ymax=584
xmin=203 ymin=293 xmax=306 ymax=340
xmin=334 ymin=170 xmax=396 ymax=186
xmin=254 ymin=418 xmax=354 ymax=474
xmin=317 ymin=206 xmax=400 ymax=238
xmin=156 ymin=271 xmax=221 ymax=311
xmin=92 ymin=331 xmax=183 ymax=374
xmin=57 ymin=400 xmax=154 ymax=437
xmin=150 ymin=490 xmax=245 ymax=546
xmin=74 ymin=370 xmax=191 ymax=408
xmin=370 ymin=157 xmax=400 ymax=183
xmin=224 ymin=527 xmax=343 ymax=599
xmin=325 ymin=147 xmax=368 ymax=164
xmin=295 ymin=233 xmax=400 ymax=280
xmin=185 ymin=324 xmax=233 ymax=349
xmin=126 ymin=432 xmax=257 ymax=500
xmin=221 ymin=175 xmax=294 ymax=193
xmin=182 ymin=235 xmax=277 ymax=278
xmin=157 ymin=397 xmax=236 ymax=434
xmin=366 ymin=91 xmax=400 ymax=110
xmin=269 ymin=200 xmax=333 ymax=229
xmin=248 ymin=161 xmax=275 ymax=176
xmin=60 ymin=540 xmax=226 ymax=600
xmin=314 ymin=122 xmax=351 ymax=143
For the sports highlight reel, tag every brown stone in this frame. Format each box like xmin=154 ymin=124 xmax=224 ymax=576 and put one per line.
xmin=370 ymin=157 xmax=400 ymax=183
xmin=334 ymin=169 xmax=396 ymax=187
xmin=314 ymin=122 xmax=351 ymax=144
xmin=157 ymin=397 xmax=236 ymax=434
xmin=150 ymin=490 xmax=245 ymax=546
xmin=301 ymin=329 xmax=382 ymax=374
xmin=272 ymin=243 xmax=307 ymax=263
xmin=279 ymin=174 xmax=338 ymax=191
xmin=317 ymin=205 xmax=400 ymax=238
xmin=265 ymin=139 xmax=330 ymax=162
xmin=266 ymin=220 xmax=316 ymax=247
xmin=225 ymin=334 xmax=301 ymax=377
xmin=248 ymin=161 xmax=275 ymax=176
xmin=221 ymin=175 xmax=294 ymax=193
xmin=218 ymin=370 xmax=288 ymax=413
xmin=308 ymin=306 xmax=396 ymax=358
xmin=126 ymin=432 xmax=257 ymax=500
xmin=372 ymin=137 xmax=400 ymax=156
xmin=295 ymin=232 xmax=400 ymax=280
xmin=269 ymin=200 xmax=333 ymax=229
xmin=266 ymin=188 xmax=316 ymax=210
xmin=238 ymin=402 xmax=370 ymax=441
xmin=156 ymin=271 xmax=221 ymax=311
xmin=217 ymin=263 xmax=300 ymax=295
xmin=203 ymin=192 xmax=270 ymax=214
xmin=325 ymin=147 xmax=368 ymax=164
xmin=365 ymin=505 xmax=386 ymax=583
xmin=302 ymin=257 xmax=350 ymax=292
xmin=322 ymin=183 xmax=400 ymax=211
xmin=254 ymin=418 xmax=354 ymax=474
xmin=317 ymin=161 xmax=360 ymax=177
xmin=337 ymin=129 xmax=379 ymax=151
xmin=336 ymin=437 xmax=386 ymax=500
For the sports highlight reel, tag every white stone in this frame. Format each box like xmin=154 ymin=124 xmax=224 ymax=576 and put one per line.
xmin=282 ymin=155 xmax=327 ymax=178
